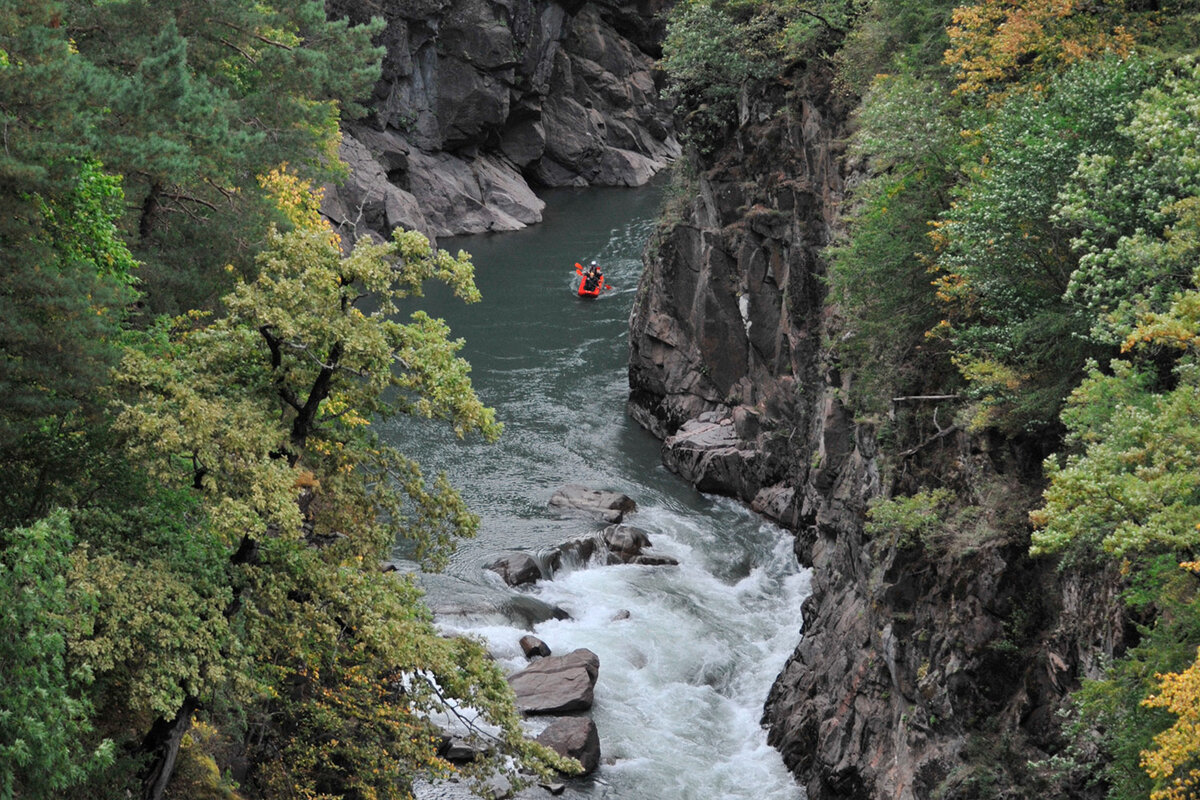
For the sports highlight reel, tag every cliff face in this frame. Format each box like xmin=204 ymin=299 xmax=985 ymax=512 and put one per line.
xmin=324 ymin=0 xmax=679 ymax=244
xmin=627 ymin=61 xmax=1130 ymax=800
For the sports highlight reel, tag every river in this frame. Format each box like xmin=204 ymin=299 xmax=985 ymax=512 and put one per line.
xmin=380 ymin=179 xmax=808 ymax=800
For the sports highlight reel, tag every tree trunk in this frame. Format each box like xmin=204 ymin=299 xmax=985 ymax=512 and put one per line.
xmin=139 ymin=695 xmax=199 ymax=800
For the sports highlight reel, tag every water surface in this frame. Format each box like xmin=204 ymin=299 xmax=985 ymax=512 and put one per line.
xmin=385 ymin=181 xmax=808 ymax=800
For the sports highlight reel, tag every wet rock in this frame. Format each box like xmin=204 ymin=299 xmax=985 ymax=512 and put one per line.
xmin=611 ymin=609 xmax=631 ymax=621
xmin=548 ymin=484 xmax=636 ymax=523
xmin=601 ymin=524 xmax=678 ymax=567
xmin=520 ymin=635 xmax=552 ymax=659
xmin=661 ymin=416 xmax=779 ymax=501
xmin=535 ymin=716 xmax=601 ymax=775
xmin=438 ymin=736 xmax=480 ymax=764
xmin=508 ymin=648 xmax=600 ymax=714
xmin=486 ymin=553 xmax=543 ymax=587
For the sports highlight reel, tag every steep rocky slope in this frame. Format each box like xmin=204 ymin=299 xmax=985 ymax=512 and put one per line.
xmin=324 ymin=0 xmax=679 ymax=244
xmin=627 ymin=60 xmax=1131 ymax=799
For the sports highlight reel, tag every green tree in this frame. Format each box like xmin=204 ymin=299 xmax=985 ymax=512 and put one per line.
xmin=1031 ymin=274 xmax=1200 ymax=798
xmin=1059 ymin=57 xmax=1200 ymax=344
xmin=105 ymin=212 xmax=565 ymax=797
xmin=61 ymin=0 xmax=384 ymax=310
xmin=827 ymin=72 xmax=963 ymax=409
xmin=0 ymin=511 xmax=112 ymax=799
xmin=929 ymin=56 xmax=1155 ymax=432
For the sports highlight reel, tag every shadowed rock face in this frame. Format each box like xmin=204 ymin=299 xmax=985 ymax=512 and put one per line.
xmin=323 ymin=0 xmax=679 ymax=244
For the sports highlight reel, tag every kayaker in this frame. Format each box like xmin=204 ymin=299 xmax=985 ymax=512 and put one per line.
xmin=583 ymin=261 xmax=602 ymax=292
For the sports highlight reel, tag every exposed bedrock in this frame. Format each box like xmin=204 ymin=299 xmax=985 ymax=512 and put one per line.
xmin=324 ymin=0 xmax=679 ymax=244
xmin=627 ymin=59 xmax=1131 ymax=799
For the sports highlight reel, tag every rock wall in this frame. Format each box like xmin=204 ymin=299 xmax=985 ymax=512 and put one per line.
xmin=627 ymin=59 xmax=1130 ymax=800
xmin=324 ymin=0 xmax=679 ymax=245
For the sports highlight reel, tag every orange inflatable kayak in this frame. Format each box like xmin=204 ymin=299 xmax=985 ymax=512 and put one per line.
xmin=574 ymin=262 xmax=612 ymax=297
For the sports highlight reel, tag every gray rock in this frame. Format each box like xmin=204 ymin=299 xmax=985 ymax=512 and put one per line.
xmin=535 ymin=716 xmax=601 ymax=775
xmin=548 ymin=484 xmax=636 ymax=523
xmin=520 ymin=635 xmax=552 ymax=659
xmin=486 ymin=553 xmax=542 ymax=587
xmin=508 ymin=648 xmax=599 ymax=714
xmin=322 ymin=131 xmax=436 ymax=245
xmin=329 ymin=0 xmax=677 ymax=242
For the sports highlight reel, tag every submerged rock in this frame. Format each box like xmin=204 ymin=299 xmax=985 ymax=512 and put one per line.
xmin=547 ymin=484 xmax=636 ymax=523
xmin=508 ymin=648 xmax=600 ymax=714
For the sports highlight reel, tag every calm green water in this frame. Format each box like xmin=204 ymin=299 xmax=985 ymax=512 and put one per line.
xmin=385 ymin=180 xmax=808 ymax=800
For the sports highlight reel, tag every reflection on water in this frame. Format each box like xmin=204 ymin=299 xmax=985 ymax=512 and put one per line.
xmin=384 ymin=178 xmax=807 ymax=799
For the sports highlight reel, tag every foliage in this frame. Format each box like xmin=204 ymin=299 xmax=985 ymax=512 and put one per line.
xmin=827 ymin=72 xmax=963 ymax=408
xmin=662 ymin=0 xmax=859 ymax=156
xmin=0 ymin=511 xmax=112 ymax=800
xmin=1141 ymin=562 xmax=1200 ymax=800
xmin=107 ymin=205 xmax=559 ymax=796
xmin=944 ymin=0 xmax=1136 ymax=98
xmin=1031 ymin=278 xmax=1200 ymax=796
xmin=1031 ymin=272 xmax=1200 ymax=558
xmin=833 ymin=0 xmax=959 ymax=93
xmin=929 ymin=55 xmax=1155 ymax=432
xmin=1058 ymin=57 xmax=1200 ymax=344
xmin=865 ymin=488 xmax=954 ymax=548
xmin=60 ymin=0 xmax=385 ymax=311
xmin=661 ymin=1 xmax=756 ymax=156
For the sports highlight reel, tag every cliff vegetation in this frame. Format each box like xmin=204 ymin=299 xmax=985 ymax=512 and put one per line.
xmin=647 ymin=0 xmax=1200 ymax=797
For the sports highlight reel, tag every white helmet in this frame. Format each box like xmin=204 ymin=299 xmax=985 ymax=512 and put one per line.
xmin=590 ymin=260 xmax=598 ymax=267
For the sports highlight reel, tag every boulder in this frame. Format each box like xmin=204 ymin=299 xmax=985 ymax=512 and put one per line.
xmin=438 ymin=736 xmax=480 ymax=763
xmin=520 ymin=635 xmax=552 ymax=659
xmin=601 ymin=524 xmax=679 ymax=567
xmin=548 ymin=484 xmax=636 ymax=523
xmin=508 ymin=648 xmax=599 ymax=715
xmin=486 ymin=552 xmax=542 ymax=587
xmin=661 ymin=416 xmax=779 ymax=499
xmin=321 ymin=131 xmax=436 ymax=245
xmin=535 ymin=716 xmax=601 ymax=775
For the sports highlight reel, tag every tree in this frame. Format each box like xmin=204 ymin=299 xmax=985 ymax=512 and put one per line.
xmin=928 ymin=56 xmax=1155 ymax=432
xmin=944 ymin=0 xmax=1136 ymax=98
xmin=827 ymin=72 xmax=963 ymax=410
xmin=61 ymin=0 xmax=385 ymax=310
xmin=0 ymin=511 xmax=112 ymax=799
xmin=106 ymin=200 xmax=565 ymax=796
xmin=1058 ymin=58 xmax=1200 ymax=344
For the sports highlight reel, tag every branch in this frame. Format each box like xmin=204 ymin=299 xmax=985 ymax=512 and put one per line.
xmin=891 ymin=394 xmax=963 ymax=403
xmin=213 ymin=18 xmax=295 ymax=50
xmin=795 ymin=7 xmax=846 ymax=34
xmin=898 ymin=425 xmax=960 ymax=459
xmin=258 ymin=325 xmax=304 ymax=412
xmin=160 ymin=191 xmax=219 ymax=212
xmin=217 ymin=35 xmax=256 ymax=64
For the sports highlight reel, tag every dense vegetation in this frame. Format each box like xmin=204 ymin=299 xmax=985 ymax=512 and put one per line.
xmin=0 ymin=2 xmax=564 ymax=799
xmin=663 ymin=0 xmax=1200 ymax=797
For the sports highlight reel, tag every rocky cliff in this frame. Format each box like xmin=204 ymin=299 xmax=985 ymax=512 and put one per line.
xmin=324 ymin=0 xmax=679 ymax=245
xmin=627 ymin=59 xmax=1130 ymax=800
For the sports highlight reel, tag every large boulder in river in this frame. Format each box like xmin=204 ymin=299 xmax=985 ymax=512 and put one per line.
xmin=508 ymin=648 xmax=599 ymax=714
xmin=536 ymin=716 xmax=601 ymax=775
xmin=548 ymin=484 xmax=636 ymax=523
xmin=486 ymin=552 xmax=543 ymax=587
